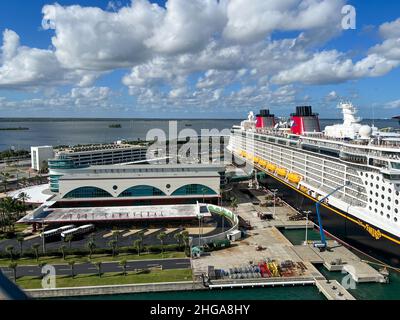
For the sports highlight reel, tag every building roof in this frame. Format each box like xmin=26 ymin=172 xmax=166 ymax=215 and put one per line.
xmin=59 ymin=170 xmax=221 ymax=180
xmin=8 ymin=184 xmax=54 ymax=204
xmin=20 ymin=203 xmax=210 ymax=223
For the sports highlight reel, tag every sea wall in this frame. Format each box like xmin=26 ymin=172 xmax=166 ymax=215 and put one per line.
xmin=25 ymin=281 xmax=206 ymax=299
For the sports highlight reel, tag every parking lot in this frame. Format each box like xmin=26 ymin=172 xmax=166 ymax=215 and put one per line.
xmin=0 ymin=212 xmax=232 ymax=252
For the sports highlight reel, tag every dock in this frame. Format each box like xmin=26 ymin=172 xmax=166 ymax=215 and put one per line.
xmin=191 ymin=183 xmax=390 ymax=300
xmin=315 ymin=280 xmax=355 ymax=300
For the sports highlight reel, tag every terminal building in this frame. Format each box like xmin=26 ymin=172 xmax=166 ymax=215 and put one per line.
xmin=54 ymin=164 xmax=225 ymax=207
xmin=21 ymin=163 xmax=225 ymax=227
xmin=48 ymin=143 xmax=149 ymax=192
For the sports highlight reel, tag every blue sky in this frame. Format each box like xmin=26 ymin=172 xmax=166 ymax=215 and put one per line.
xmin=0 ymin=0 xmax=399 ymax=118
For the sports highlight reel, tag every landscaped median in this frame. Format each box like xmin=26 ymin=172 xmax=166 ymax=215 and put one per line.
xmin=17 ymin=268 xmax=193 ymax=290
xmin=0 ymin=251 xmax=186 ymax=267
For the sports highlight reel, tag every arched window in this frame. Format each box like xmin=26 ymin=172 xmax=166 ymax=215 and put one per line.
xmin=63 ymin=187 xmax=112 ymax=199
xmin=118 ymin=185 xmax=166 ymax=197
xmin=171 ymin=184 xmax=217 ymax=196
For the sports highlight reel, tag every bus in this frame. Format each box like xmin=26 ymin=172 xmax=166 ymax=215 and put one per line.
xmin=61 ymin=224 xmax=95 ymax=241
xmin=40 ymin=225 xmax=75 ymax=242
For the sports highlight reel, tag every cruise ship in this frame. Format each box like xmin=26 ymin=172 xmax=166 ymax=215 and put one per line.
xmin=228 ymin=103 xmax=400 ymax=267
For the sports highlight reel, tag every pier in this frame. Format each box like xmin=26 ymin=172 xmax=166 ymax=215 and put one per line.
xmin=192 ymin=183 xmax=389 ymax=300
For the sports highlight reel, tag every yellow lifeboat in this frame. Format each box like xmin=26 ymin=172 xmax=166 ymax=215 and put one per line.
xmin=287 ymin=173 xmax=302 ymax=184
xmin=259 ymin=160 xmax=267 ymax=167
xmin=254 ymin=157 xmax=260 ymax=164
xmin=276 ymin=168 xmax=287 ymax=177
xmin=299 ymin=185 xmax=308 ymax=194
xmin=267 ymin=163 xmax=276 ymax=172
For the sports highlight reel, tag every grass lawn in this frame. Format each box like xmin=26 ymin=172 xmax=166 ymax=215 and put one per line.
xmin=0 ymin=251 xmax=186 ymax=266
xmin=14 ymin=223 xmax=30 ymax=233
xmin=17 ymin=268 xmax=193 ymax=289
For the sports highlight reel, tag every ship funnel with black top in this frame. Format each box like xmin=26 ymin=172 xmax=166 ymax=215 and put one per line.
xmin=290 ymin=106 xmax=321 ymax=135
xmin=256 ymin=109 xmax=276 ymax=129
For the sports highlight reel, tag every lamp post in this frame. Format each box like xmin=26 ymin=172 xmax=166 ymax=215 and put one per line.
xmin=197 ymin=214 xmax=203 ymax=246
xmin=271 ymin=189 xmax=278 ymax=219
xmin=303 ymin=210 xmax=312 ymax=245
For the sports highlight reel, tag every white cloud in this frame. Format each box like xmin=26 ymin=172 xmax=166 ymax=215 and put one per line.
xmin=0 ymin=29 xmax=100 ymax=89
xmin=384 ymin=99 xmax=400 ymax=110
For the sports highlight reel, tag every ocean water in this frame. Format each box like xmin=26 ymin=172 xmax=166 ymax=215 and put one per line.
xmin=0 ymin=118 xmax=398 ymax=151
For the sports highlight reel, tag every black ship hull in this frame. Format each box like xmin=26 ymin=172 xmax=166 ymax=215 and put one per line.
xmin=258 ymin=170 xmax=400 ymax=268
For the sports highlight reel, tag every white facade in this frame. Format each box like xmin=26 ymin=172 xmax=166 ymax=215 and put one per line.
xmin=58 ymin=172 xmax=221 ymax=199
xmin=31 ymin=146 xmax=54 ymax=171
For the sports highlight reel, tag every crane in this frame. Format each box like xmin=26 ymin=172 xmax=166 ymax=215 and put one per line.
xmin=314 ymin=181 xmax=351 ymax=250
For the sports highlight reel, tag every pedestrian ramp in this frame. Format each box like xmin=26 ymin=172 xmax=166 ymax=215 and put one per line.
xmin=122 ymin=229 xmax=144 ymax=237
xmin=144 ymin=229 xmax=160 ymax=236
xmin=102 ymin=230 xmax=125 ymax=238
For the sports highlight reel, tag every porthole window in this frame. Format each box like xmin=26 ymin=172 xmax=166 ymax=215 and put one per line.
xmin=113 ymin=185 xmax=118 ymax=191
xmin=381 ymin=195 xmax=385 ymax=200
xmin=395 ymin=200 xmax=399 ymax=205
xmin=382 ymin=186 xmax=385 ymax=192
xmin=395 ymin=208 xmax=399 ymax=214
xmin=380 ymin=211 xmax=384 ymax=216
xmin=166 ymin=184 xmax=171 ymax=189
xmin=369 ymin=206 xmax=372 ymax=211
xmin=370 ymin=183 xmax=373 ymax=187
xmin=381 ymin=203 xmax=384 ymax=208
xmin=388 ymin=197 xmax=391 ymax=202
xmin=388 ymin=189 xmax=392 ymax=194
xmin=387 ymin=214 xmax=391 ymax=219
xmin=375 ymin=200 xmax=378 ymax=205
xmin=366 ymin=173 xmax=369 ymax=178
xmin=376 ymin=176 xmax=380 ymax=181
xmin=388 ymin=206 xmax=391 ymax=210
xmin=395 ymin=217 xmax=398 ymax=223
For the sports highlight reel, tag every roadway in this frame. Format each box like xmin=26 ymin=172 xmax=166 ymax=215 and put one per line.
xmin=0 ymin=258 xmax=190 ymax=278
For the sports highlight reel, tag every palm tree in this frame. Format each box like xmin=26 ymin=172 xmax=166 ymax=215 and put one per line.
xmin=94 ymin=261 xmax=102 ymax=277
xmin=32 ymin=243 xmax=40 ymax=262
xmin=112 ymin=230 xmax=122 ymax=242
xmin=181 ymin=231 xmax=190 ymax=255
xmin=59 ymin=245 xmax=67 ymax=260
xmin=68 ymin=260 xmax=76 ymax=278
xmin=65 ymin=234 xmax=73 ymax=249
xmin=108 ymin=239 xmax=118 ymax=257
xmin=133 ymin=239 xmax=142 ymax=256
xmin=17 ymin=192 xmax=30 ymax=215
xmin=6 ymin=245 xmax=14 ymax=261
xmin=0 ymin=172 xmax=10 ymax=192
xmin=137 ymin=230 xmax=145 ymax=242
xmin=119 ymin=259 xmax=128 ymax=276
xmin=38 ymin=262 xmax=46 ymax=278
xmin=8 ymin=262 xmax=18 ymax=282
xmin=157 ymin=232 xmax=167 ymax=258
xmin=230 ymin=196 xmax=239 ymax=212
xmin=174 ymin=232 xmax=183 ymax=248
xmin=21 ymin=177 xmax=28 ymax=187
xmin=16 ymin=234 xmax=24 ymax=257
xmin=86 ymin=239 xmax=96 ymax=259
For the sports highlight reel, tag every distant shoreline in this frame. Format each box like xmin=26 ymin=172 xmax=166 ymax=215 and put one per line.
xmin=0 ymin=127 xmax=29 ymax=130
